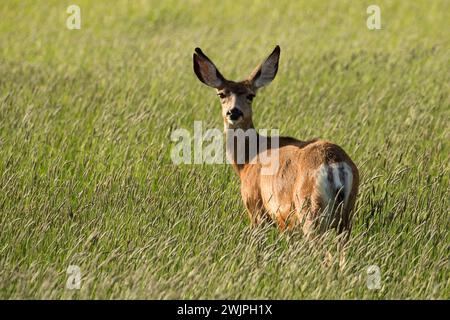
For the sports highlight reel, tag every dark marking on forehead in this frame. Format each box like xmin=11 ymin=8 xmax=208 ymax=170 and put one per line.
xmin=219 ymin=80 xmax=254 ymax=95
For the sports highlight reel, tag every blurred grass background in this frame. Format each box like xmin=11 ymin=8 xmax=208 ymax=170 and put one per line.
xmin=0 ymin=0 xmax=449 ymax=298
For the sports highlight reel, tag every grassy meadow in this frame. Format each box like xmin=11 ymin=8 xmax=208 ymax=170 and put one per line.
xmin=0 ymin=0 xmax=449 ymax=299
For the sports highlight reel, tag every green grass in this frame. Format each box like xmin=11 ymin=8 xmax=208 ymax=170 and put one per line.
xmin=0 ymin=0 xmax=449 ymax=299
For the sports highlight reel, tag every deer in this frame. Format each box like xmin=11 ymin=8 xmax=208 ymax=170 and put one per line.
xmin=192 ymin=45 xmax=359 ymax=238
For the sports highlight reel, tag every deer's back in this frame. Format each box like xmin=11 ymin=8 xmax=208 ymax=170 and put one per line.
xmin=241 ymin=138 xmax=359 ymax=230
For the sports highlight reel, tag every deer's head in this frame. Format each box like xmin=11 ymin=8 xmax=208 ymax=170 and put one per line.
xmin=193 ymin=46 xmax=280 ymax=130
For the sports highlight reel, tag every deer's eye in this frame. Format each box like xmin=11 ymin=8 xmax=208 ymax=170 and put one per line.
xmin=217 ymin=92 xmax=227 ymax=99
xmin=247 ymin=94 xmax=255 ymax=102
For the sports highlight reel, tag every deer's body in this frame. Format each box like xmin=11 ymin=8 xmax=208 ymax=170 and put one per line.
xmin=231 ymin=134 xmax=359 ymax=234
xmin=193 ymin=46 xmax=359 ymax=237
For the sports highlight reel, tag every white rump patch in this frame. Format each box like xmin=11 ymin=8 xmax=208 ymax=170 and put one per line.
xmin=315 ymin=162 xmax=353 ymax=208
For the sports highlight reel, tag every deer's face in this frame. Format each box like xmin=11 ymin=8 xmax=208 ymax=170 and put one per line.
xmin=216 ymin=81 xmax=255 ymax=129
xmin=193 ymin=46 xmax=280 ymax=130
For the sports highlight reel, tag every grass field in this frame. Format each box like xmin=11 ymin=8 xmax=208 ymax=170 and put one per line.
xmin=0 ymin=0 xmax=449 ymax=299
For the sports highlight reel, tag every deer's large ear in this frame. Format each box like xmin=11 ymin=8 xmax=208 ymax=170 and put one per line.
xmin=248 ymin=45 xmax=280 ymax=90
xmin=193 ymin=48 xmax=225 ymax=88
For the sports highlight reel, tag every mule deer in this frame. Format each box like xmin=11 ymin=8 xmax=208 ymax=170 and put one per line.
xmin=193 ymin=45 xmax=359 ymax=237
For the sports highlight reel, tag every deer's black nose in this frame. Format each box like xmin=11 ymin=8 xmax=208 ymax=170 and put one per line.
xmin=226 ymin=108 xmax=243 ymax=120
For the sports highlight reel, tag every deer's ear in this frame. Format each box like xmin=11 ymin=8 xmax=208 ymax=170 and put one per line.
xmin=248 ymin=45 xmax=280 ymax=89
xmin=193 ymin=48 xmax=225 ymax=88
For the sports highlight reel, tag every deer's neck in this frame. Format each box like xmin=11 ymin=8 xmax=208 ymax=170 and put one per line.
xmin=225 ymin=124 xmax=263 ymax=175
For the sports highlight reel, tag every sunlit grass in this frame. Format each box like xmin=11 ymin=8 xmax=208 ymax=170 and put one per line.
xmin=0 ymin=0 xmax=449 ymax=299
